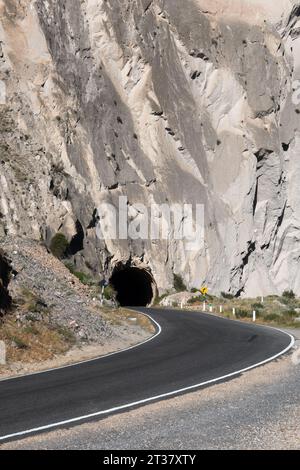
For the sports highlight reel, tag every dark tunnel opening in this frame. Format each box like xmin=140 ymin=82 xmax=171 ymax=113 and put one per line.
xmin=110 ymin=266 xmax=155 ymax=307
xmin=0 ymin=251 xmax=12 ymax=316
xmin=68 ymin=220 xmax=84 ymax=256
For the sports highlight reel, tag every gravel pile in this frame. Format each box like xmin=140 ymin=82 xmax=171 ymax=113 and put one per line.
xmin=0 ymin=236 xmax=112 ymax=342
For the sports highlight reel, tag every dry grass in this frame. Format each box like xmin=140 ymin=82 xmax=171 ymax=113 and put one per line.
xmin=0 ymin=304 xmax=156 ymax=379
xmin=0 ymin=286 xmax=77 ymax=365
xmin=0 ymin=247 xmax=158 ymax=372
xmin=100 ymin=307 xmax=156 ymax=334
xmin=0 ymin=316 xmax=75 ymax=364
xmin=186 ymin=294 xmax=300 ymax=328
xmin=0 ymin=303 xmax=154 ymax=368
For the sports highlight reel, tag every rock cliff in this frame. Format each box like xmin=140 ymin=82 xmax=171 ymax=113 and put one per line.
xmin=1 ymin=0 xmax=300 ymax=296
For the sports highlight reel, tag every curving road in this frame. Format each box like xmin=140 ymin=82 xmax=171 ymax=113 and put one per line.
xmin=0 ymin=308 xmax=294 ymax=442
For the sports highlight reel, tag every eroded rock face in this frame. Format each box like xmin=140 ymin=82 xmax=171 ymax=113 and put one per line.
xmin=1 ymin=0 xmax=300 ymax=296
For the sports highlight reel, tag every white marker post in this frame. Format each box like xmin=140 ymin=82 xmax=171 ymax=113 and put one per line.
xmin=232 ymin=307 xmax=236 ymax=317
xmin=253 ymin=310 xmax=256 ymax=322
xmin=261 ymin=296 xmax=264 ymax=304
xmin=209 ymin=305 xmax=213 ymax=313
xmin=203 ymin=301 xmax=206 ymax=312
xmin=181 ymin=301 xmax=184 ymax=309
xmin=0 ymin=341 xmax=6 ymax=365
xmin=220 ymin=305 xmax=223 ymax=314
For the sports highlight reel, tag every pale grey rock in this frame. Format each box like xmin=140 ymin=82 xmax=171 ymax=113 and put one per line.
xmin=0 ymin=0 xmax=300 ymax=297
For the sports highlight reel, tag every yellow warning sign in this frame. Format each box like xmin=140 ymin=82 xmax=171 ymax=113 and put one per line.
xmin=200 ymin=286 xmax=208 ymax=296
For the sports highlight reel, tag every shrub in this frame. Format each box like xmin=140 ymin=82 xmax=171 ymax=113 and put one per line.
xmin=221 ymin=292 xmax=235 ymax=299
xmin=65 ymin=262 xmax=75 ymax=273
xmin=11 ymin=336 xmax=28 ymax=349
xmin=65 ymin=263 xmax=93 ymax=285
xmin=282 ymin=290 xmax=295 ymax=300
xmin=50 ymin=233 xmax=69 ymax=259
xmin=252 ymin=302 xmax=264 ymax=310
xmin=236 ymin=309 xmax=250 ymax=319
xmin=28 ymin=298 xmax=48 ymax=314
xmin=55 ymin=325 xmax=76 ymax=345
xmin=24 ymin=325 xmax=39 ymax=335
xmin=281 ymin=297 xmax=292 ymax=306
xmin=103 ymin=285 xmax=116 ymax=301
xmin=25 ymin=314 xmax=39 ymax=322
xmin=73 ymin=271 xmax=92 ymax=285
xmin=265 ymin=313 xmax=280 ymax=322
xmin=190 ymin=288 xmax=198 ymax=294
xmin=173 ymin=274 xmax=187 ymax=293
xmin=187 ymin=296 xmax=205 ymax=305
xmin=283 ymin=310 xmax=298 ymax=319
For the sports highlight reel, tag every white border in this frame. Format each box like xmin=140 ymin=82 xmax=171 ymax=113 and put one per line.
xmin=0 ymin=310 xmax=295 ymax=443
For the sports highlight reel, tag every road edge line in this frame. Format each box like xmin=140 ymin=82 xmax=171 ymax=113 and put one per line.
xmin=0 ymin=311 xmax=162 ymax=383
xmin=0 ymin=310 xmax=294 ymax=443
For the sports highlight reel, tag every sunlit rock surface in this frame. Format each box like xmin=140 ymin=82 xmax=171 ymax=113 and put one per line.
xmin=1 ymin=0 xmax=300 ymax=296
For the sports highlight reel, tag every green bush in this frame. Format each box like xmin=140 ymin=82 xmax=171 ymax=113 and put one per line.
xmin=187 ymin=296 xmax=205 ymax=305
xmin=190 ymin=288 xmax=198 ymax=294
xmin=50 ymin=233 xmax=69 ymax=259
xmin=73 ymin=271 xmax=92 ymax=285
xmin=25 ymin=314 xmax=39 ymax=322
xmin=11 ymin=336 xmax=28 ymax=349
xmin=103 ymin=285 xmax=116 ymax=301
xmin=236 ymin=309 xmax=250 ymax=319
xmin=28 ymin=298 xmax=48 ymax=314
xmin=282 ymin=290 xmax=295 ymax=300
xmin=221 ymin=292 xmax=235 ymax=299
xmin=65 ymin=263 xmax=93 ymax=285
xmin=252 ymin=302 xmax=264 ymax=310
xmin=265 ymin=313 xmax=280 ymax=322
xmin=55 ymin=325 xmax=76 ymax=345
xmin=283 ymin=310 xmax=298 ymax=319
xmin=24 ymin=325 xmax=39 ymax=335
xmin=65 ymin=262 xmax=75 ymax=274
xmin=281 ymin=297 xmax=292 ymax=306
xmin=173 ymin=274 xmax=187 ymax=292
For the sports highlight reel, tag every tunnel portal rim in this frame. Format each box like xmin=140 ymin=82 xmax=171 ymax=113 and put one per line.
xmin=109 ymin=263 xmax=157 ymax=307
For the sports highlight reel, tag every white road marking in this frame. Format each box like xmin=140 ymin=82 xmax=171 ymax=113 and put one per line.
xmin=0 ymin=310 xmax=295 ymax=442
xmin=0 ymin=312 xmax=162 ymax=383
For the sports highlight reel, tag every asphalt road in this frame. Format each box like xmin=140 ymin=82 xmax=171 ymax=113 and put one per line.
xmin=0 ymin=308 xmax=294 ymax=442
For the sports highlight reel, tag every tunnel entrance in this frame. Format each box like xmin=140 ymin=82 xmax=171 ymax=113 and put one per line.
xmin=0 ymin=251 xmax=12 ymax=317
xmin=110 ymin=265 xmax=155 ymax=307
